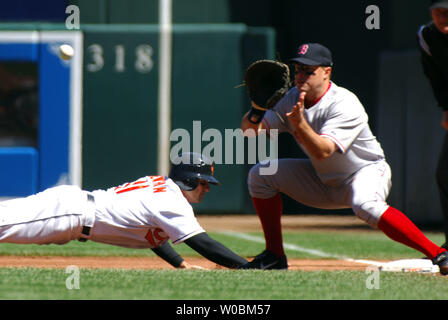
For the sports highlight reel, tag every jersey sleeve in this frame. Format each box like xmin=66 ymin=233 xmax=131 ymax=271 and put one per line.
xmin=319 ymin=96 xmax=368 ymax=153
xmin=262 ymin=87 xmax=299 ymax=133
xmin=151 ymin=204 xmax=205 ymax=245
xmin=262 ymin=109 xmax=287 ymax=133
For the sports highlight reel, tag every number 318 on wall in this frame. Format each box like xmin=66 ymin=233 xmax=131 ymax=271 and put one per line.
xmin=86 ymin=44 xmax=154 ymax=73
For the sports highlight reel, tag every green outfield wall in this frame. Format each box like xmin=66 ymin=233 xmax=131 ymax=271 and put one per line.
xmin=81 ymin=24 xmax=275 ymax=214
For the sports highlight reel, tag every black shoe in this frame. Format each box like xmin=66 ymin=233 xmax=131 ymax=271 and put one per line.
xmin=433 ymin=251 xmax=448 ymax=275
xmin=239 ymin=250 xmax=288 ymax=270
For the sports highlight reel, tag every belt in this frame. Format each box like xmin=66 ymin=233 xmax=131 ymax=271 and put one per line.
xmin=78 ymin=194 xmax=95 ymax=242
xmin=78 ymin=226 xmax=91 ymax=242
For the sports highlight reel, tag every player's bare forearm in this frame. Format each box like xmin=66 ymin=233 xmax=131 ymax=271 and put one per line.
xmin=294 ymin=121 xmax=337 ymax=160
xmin=286 ymin=91 xmax=337 ymax=160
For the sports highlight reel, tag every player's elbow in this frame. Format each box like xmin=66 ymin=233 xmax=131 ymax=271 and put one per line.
xmin=313 ymin=147 xmax=336 ymax=161
xmin=314 ymin=151 xmax=331 ymax=161
xmin=313 ymin=138 xmax=338 ymax=161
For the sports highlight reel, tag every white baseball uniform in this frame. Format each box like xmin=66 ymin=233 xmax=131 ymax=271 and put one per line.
xmin=248 ymin=82 xmax=391 ymax=227
xmin=0 ymin=176 xmax=205 ymax=248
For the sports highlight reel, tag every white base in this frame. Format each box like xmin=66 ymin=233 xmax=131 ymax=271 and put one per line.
xmin=376 ymin=259 xmax=439 ymax=273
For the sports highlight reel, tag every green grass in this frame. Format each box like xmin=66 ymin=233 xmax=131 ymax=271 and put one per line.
xmin=0 ymin=267 xmax=447 ymax=300
xmin=0 ymin=230 xmax=447 ymax=300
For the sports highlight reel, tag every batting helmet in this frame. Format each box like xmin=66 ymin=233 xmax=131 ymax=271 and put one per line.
xmin=169 ymin=152 xmax=220 ymax=191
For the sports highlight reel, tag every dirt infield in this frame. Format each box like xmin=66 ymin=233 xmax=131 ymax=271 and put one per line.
xmin=0 ymin=256 xmax=367 ymax=271
xmin=0 ymin=215 xmax=372 ymax=271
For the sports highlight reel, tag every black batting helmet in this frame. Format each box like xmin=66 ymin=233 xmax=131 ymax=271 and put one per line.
xmin=169 ymin=152 xmax=220 ymax=191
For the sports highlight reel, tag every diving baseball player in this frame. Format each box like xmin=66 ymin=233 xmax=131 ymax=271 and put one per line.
xmin=239 ymin=43 xmax=448 ymax=275
xmin=0 ymin=152 xmax=247 ymax=269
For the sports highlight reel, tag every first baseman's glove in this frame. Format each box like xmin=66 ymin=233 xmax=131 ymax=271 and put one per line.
xmin=244 ymin=60 xmax=291 ymax=124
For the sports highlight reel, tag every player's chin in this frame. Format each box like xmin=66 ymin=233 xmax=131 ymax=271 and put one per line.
xmin=436 ymin=23 xmax=448 ymax=34
xmin=295 ymin=82 xmax=307 ymax=90
xmin=191 ymin=194 xmax=206 ymax=203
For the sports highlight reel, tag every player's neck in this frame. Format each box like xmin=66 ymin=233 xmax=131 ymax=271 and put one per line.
xmin=304 ymin=81 xmax=331 ymax=108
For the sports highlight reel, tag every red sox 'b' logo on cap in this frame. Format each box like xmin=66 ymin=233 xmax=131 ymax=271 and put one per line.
xmin=298 ymin=44 xmax=309 ymax=56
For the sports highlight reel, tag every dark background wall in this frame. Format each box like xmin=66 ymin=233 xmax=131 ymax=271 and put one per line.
xmin=0 ymin=0 xmax=443 ymax=225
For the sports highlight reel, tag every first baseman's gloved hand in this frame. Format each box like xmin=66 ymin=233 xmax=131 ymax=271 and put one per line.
xmin=243 ymin=60 xmax=291 ymax=124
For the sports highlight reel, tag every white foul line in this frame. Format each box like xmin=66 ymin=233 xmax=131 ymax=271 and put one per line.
xmin=220 ymin=231 xmax=383 ymax=267
xmin=220 ymin=231 xmax=440 ymax=273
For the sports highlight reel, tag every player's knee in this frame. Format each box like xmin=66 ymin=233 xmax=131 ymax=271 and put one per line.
xmin=352 ymin=200 xmax=389 ymax=228
xmin=247 ymin=164 xmax=277 ymax=198
xmin=248 ymin=163 xmax=261 ymax=182
xmin=248 ymin=164 xmax=264 ymax=192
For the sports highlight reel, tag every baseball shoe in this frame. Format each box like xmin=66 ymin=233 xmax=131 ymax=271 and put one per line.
xmin=433 ymin=251 xmax=448 ymax=275
xmin=239 ymin=250 xmax=288 ymax=270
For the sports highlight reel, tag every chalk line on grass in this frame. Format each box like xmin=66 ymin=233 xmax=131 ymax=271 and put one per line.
xmin=221 ymin=231 xmax=440 ymax=273
xmin=221 ymin=231 xmax=439 ymax=273
xmin=220 ymin=231 xmax=383 ymax=266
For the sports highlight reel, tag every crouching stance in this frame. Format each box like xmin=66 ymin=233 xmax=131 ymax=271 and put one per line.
xmin=239 ymin=43 xmax=448 ymax=275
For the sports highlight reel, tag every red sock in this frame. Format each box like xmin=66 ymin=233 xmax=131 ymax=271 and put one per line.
xmin=251 ymin=194 xmax=285 ymax=257
xmin=378 ymin=206 xmax=446 ymax=259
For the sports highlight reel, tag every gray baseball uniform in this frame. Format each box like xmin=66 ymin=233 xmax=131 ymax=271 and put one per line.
xmin=248 ymin=82 xmax=391 ymax=227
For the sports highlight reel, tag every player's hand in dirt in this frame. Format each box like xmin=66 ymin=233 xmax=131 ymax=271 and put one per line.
xmin=179 ymin=261 xmax=206 ymax=270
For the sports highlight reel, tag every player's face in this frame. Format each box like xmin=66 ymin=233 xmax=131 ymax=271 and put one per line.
xmin=432 ymin=8 xmax=448 ymax=34
xmin=183 ymin=179 xmax=210 ymax=203
xmin=294 ymin=64 xmax=331 ymax=95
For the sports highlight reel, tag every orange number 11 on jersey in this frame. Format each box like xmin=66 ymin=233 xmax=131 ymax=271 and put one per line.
xmin=114 ymin=176 xmax=167 ymax=194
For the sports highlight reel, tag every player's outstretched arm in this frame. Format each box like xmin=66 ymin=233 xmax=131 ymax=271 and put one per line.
xmin=184 ymin=232 xmax=248 ymax=268
xmin=151 ymin=241 xmax=185 ymax=268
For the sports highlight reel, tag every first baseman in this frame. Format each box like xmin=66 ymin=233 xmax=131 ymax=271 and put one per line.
xmin=239 ymin=42 xmax=448 ymax=275
xmin=417 ymin=0 xmax=448 ymax=248
xmin=0 ymin=152 xmax=247 ymax=269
